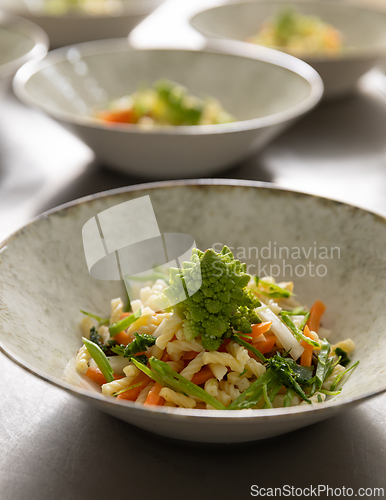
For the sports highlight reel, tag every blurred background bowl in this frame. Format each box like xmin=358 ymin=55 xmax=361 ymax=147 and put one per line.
xmin=190 ymin=0 xmax=386 ymax=98
xmin=13 ymin=41 xmax=323 ymax=179
xmin=0 ymin=10 xmax=48 ymax=94
xmin=0 ymin=0 xmax=164 ymax=49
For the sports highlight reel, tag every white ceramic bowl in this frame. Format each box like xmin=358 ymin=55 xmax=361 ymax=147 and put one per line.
xmin=0 ymin=180 xmax=385 ymax=443
xmin=13 ymin=41 xmax=323 ymax=178
xmin=190 ymin=0 xmax=386 ymax=98
xmin=0 ymin=10 xmax=48 ymax=89
xmin=0 ymin=0 xmax=164 ymax=49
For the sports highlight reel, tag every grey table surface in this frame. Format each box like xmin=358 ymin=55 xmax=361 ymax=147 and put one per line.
xmin=1 ymin=2 xmax=386 ymax=499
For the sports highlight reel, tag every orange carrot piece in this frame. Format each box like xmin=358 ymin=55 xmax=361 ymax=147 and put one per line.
xmin=253 ymin=334 xmax=277 ymax=354
xmin=191 ymin=366 xmax=214 ymax=386
xmin=161 ymin=351 xmax=171 ymax=362
xmin=98 ymin=109 xmax=137 ymax=124
xmin=182 ymin=351 xmax=198 ymax=361
xmin=300 ymin=325 xmax=314 ymax=367
xmin=250 ymin=321 xmax=273 ymax=340
xmin=116 ymin=372 xmax=150 ymax=401
xmin=114 ymin=330 xmax=131 ymax=346
xmin=120 ymin=312 xmax=132 ymax=319
xmin=144 ymin=382 xmax=165 ymax=406
xmin=85 ymin=367 xmax=123 ymax=386
xmin=307 ymin=300 xmax=326 ymax=333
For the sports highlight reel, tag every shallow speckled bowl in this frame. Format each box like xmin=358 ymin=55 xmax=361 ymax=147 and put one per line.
xmin=0 ymin=0 xmax=164 ymax=49
xmin=13 ymin=41 xmax=322 ymax=178
xmin=190 ymin=1 xmax=386 ymax=98
xmin=0 ymin=11 xmax=48 ymax=91
xmin=1 ymin=180 xmax=385 ymax=443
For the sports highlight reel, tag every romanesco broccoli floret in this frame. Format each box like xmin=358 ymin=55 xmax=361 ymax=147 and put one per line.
xmin=159 ymin=246 xmax=261 ymax=351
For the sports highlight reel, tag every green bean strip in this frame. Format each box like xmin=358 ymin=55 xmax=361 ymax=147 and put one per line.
xmin=82 ymin=337 xmax=114 ymax=383
xmin=80 ymin=310 xmax=109 ymax=325
xmin=283 ymin=388 xmax=295 ymax=407
xmin=132 ymin=357 xmax=226 ymax=410
xmin=281 ymin=314 xmax=320 ymax=347
xmin=263 ymin=381 xmax=282 ymax=409
xmin=109 ymin=309 xmax=141 ymax=337
xmin=330 ymin=361 xmax=359 ymax=391
xmin=112 ymin=382 xmax=142 ymax=397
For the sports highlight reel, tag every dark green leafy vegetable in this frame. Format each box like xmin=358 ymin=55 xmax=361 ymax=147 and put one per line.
xmin=267 ymin=354 xmax=312 ymax=403
xmin=132 ymin=357 xmax=226 ymax=410
xmin=82 ymin=337 xmax=114 ymax=383
xmin=89 ymin=326 xmax=106 ymax=352
xmin=111 ymin=332 xmax=156 ymax=358
xmin=334 ymin=347 xmax=351 ymax=367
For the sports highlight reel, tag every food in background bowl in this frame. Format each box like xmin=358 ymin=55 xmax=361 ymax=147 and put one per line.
xmin=74 ymin=246 xmax=358 ymax=410
xmin=97 ymin=79 xmax=235 ymax=127
xmin=248 ymin=7 xmax=343 ymax=57
xmin=36 ymin=0 xmax=124 ymax=15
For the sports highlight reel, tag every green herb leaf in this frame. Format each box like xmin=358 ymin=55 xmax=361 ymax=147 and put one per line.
xmin=334 ymin=347 xmax=351 ymax=367
xmin=315 ymin=339 xmax=333 ymax=389
xmin=89 ymin=326 xmax=106 ymax=352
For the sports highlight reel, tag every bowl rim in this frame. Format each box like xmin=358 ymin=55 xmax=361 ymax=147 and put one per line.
xmin=0 ymin=10 xmax=49 ymax=79
xmin=12 ymin=39 xmax=324 ymax=136
xmin=0 ymin=0 xmax=164 ymax=20
xmin=189 ymin=0 xmax=386 ymax=63
xmin=0 ymin=178 xmax=385 ymax=421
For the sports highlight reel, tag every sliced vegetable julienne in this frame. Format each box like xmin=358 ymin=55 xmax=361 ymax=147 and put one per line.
xmin=231 ymin=335 xmax=267 ymax=363
xmin=281 ymin=314 xmax=320 ymax=348
xmin=330 ymin=361 xmax=359 ymax=391
xmin=131 ymin=357 xmax=226 ymax=410
xmin=109 ymin=308 xmax=141 ymax=337
xmin=318 ymin=388 xmax=342 ymax=396
xmin=82 ymin=337 xmax=114 ymax=383
xmin=254 ymin=276 xmax=292 ymax=298
xmin=113 ymin=382 xmax=142 ymax=397
xmin=228 ymin=370 xmax=278 ymax=410
xmin=80 ymin=310 xmax=109 ymax=325
xmin=283 ymin=388 xmax=295 ymax=407
xmin=280 ymin=307 xmax=308 ymax=316
xmin=263 ymin=381 xmax=282 ymax=409
xmin=256 ymin=305 xmax=304 ymax=360
xmin=315 ymin=339 xmax=333 ymax=389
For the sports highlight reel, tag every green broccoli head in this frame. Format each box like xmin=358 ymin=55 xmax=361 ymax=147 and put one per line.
xmin=159 ymin=246 xmax=261 ymax=351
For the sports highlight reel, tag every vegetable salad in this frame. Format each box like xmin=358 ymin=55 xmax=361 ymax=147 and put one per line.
xmin=74 ymin=246 xmax=358 ymax=410
xmin=248 ymin=7 xmax=343 ymax=56
xmin=96 ymin=80 xmax=235 ymax=128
